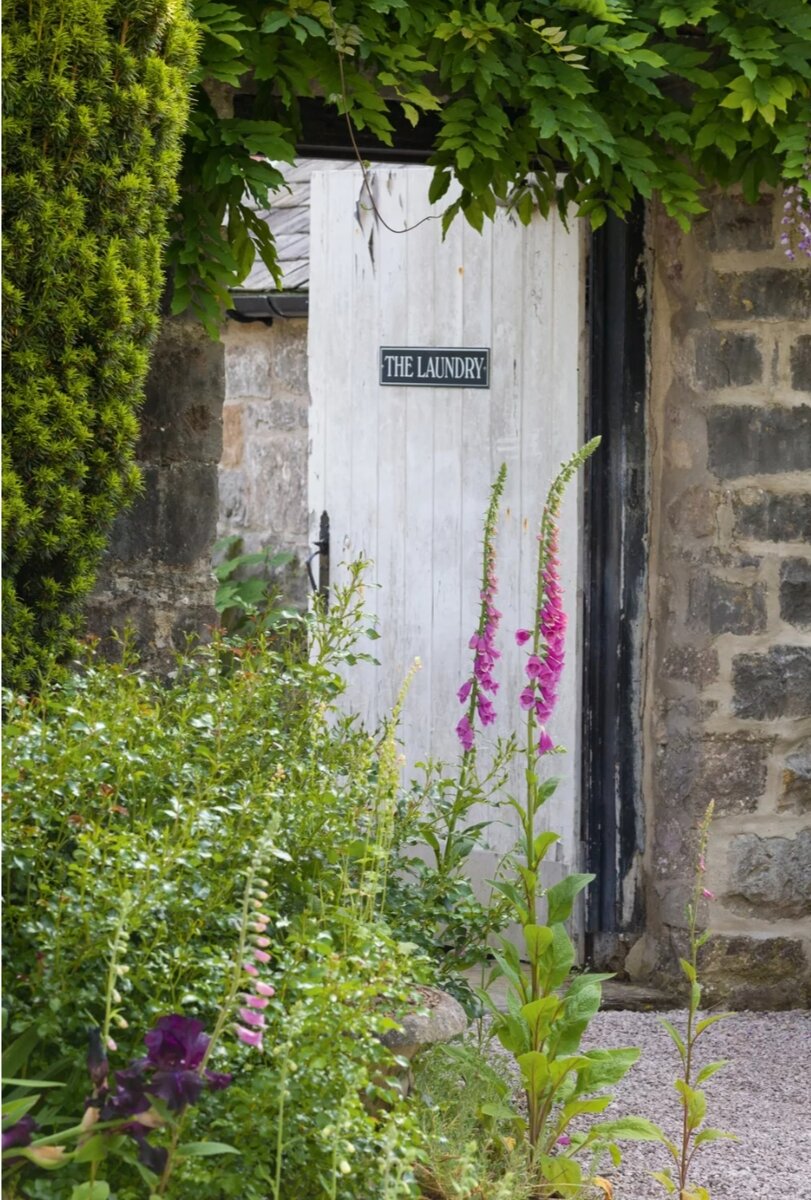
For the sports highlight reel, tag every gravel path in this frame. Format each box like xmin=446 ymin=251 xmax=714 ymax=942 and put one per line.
xmin=488 ymin=1009 xmax=811 ymax=1200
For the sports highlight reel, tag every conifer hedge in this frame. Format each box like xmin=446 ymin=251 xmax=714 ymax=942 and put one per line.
xmin=2 ymin=0 xmax=197 ymax=689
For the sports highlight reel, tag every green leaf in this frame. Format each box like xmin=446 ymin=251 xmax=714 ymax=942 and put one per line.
xmin=658 ymin=1017 xmax=687 ymax=1063
xmin=74 ymin=1135 xmax=109 ymax=1164
xmin=650 ymin=1170 xmax=677 ymax=1194
xmin=516 ymin=1050 xmax=549 ymax=1098
xmin=177 ymin=1141 xmax=241 ymax=1157
xmin=2 ymin=1093 xmax=40 ymax=1124
xmin=577 ymin=1047 xmax=640 ymax=1091
xmin=695 ymin=1059 xmax=729 ymax=1086
xmin=693 ymin=1127 xmax=739 ymax=1146
xmin=695 ymin=1011 xmax=734 ymax=1037
xmin=70 ymin=1185 xmax=110 ymax=1200
xmin=1 ymin=1078 xmax=64 ymax=1089
xmin=2 ymin=1027 xmax=39 ymax=1078
xmin=545 ymin=873 xmax=594 ymax=924
xmin=523 ymin=923 xmax=554 ymax=962
xmin=593 ymin=1116 xmax=668 ymax=1141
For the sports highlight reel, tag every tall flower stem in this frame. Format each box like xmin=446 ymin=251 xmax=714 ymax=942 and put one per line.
xmin=447 ymin=463 xmax=506 ymax=867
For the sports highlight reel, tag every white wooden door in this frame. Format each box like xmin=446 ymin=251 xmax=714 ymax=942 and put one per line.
xmin=309 ymin=166 xmax=586 ymax=911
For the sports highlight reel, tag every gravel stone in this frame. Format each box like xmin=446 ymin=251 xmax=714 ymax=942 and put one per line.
xmin=484 ymin=1008 xmax=811 ymax=1199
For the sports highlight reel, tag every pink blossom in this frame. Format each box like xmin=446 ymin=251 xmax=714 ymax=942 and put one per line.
xmin=702 ymin=888 xmax=716 ymax=901
xmin=537 ymin=728 xmax=555 ymax=754
xmin=698 ymin=855 xmax=706 ymax=872
xmin=457 ymin=679 xmax=472 ymax=704
xmin=253 ymin=935 xmax=271 ymax=948
xmin=254 ymin=981 xmax=275 ymax=997
xmin=238 ymin=1008 xmax=266 ymax=1028
xmin=477 ymin=695 xmax=497 ymax=726
xmin=254 ymin=949 xmax=271 ymax=964
xmin=526 ymin=655 xmax=544 ymax=680
xmin=243 ymin=962 xmax=259 ymax=977
xmin=515 ymin=629 xmax=531 ymax=646
xmin=519 ymin=686 xmax=535 ymax=710
xmin=242 ymin=994 xmax=269 ymax=1009
xmin=235 ymin=1025 xmax=263 ymax=1050
xmin=455 ymin=714 xmax=474 ymax=751
xmin=557 ymin=1135 xmax=571 ymax=1147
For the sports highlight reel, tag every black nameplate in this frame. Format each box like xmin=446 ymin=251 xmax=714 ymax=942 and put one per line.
xmin=380 ymin=346 xmax=490 ymax=388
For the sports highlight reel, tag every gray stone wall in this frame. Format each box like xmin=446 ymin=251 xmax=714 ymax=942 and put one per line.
xmin=86 ymin=315 xmax=224 ymax=662
xmin=633 ymin=192 xmax=811 ymax=1008
xmin=218 ymin=318 xmax=310 ymax=605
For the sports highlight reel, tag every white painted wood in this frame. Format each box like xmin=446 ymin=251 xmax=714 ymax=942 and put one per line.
xmin=308 ymin=167 xmax=586 ymax=924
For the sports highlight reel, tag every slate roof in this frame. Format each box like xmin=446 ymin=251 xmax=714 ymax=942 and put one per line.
xmin=242 ymin=158 xmax=354 ymax=293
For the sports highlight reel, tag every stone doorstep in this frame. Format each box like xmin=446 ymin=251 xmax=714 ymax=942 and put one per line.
xmin=462 ymin=967 xmax=678 ymax=1013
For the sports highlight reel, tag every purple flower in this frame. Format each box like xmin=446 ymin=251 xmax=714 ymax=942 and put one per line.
xmin=457 ymin=679 xmax=472 ymax=703
xmin=515 ymin=629 xmax=531 ymax=646
xmin=144 ymin=1015 xmax=209 ymax=1072
xmin=455 ymin=714 xmax=474 ymax=752
xmin=141 ymin=1015 xmax=232 ymax=1111
xmin=477 ymin=695 xmax=497 ymax=726
xmin=2 ymin=1115 xmax=37 ymax=1152
xmin=99 ymin=1065 xmax=151 ymax=1126
xmin=132 ymin=1131 xmax=168 ymax=1177
xmin=238 ymin=1007 xmax=266 ymax=1028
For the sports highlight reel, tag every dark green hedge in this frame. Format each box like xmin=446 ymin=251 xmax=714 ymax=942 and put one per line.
xmin=2 ymin=0 xmax=197 ymax=689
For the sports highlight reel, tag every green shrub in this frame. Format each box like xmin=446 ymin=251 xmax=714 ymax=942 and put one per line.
xmin=2 ymin=0 xmax=197 ymax=690
xmin=2 ymin=580 xmax=439 ymax=1198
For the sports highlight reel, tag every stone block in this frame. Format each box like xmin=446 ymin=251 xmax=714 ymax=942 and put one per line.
xmin=661 ymin=645 xmax=719 ymax=689
xmin=781 ymin=741 xmax=811 ymax=812
xmin=688 ymin=572 xmax=766 ymax=636
xmin=707 ymin=405 xmax=811 ymax=479
xmin=245 ymin=394 xmax=303 ymax=435
xmin=780 ymin=558 xmax=811 ymax=628
xmin=725 ymin=830 xmax=811 ymax=919
xmin=159 ymin=464 xmax=219 ymax=566
xmin=732 ymin=645 xmax=811 ymax=720
xmin=732 ymin=490 xmax=811 ymax=543
xmin=218 ymin=468 xmax=248 ymax=529
xmin=83 ymin=592 xmax=157 ymax=660
xmin=171 ymin=605 xmax=217 ymax=652
xmin=790 ymin=335 xmax=811 ymax=393
xmin=270 ymin=323 xmax=309 ymax=392
xmin=698 ymin=936 xmax=809 ymax=1009
xmin=225 ymin=333 xmax=273 ymax=400
xmin=667 ymin=485 xmax=719 ymax=539
xmin=655 ymin=732 xmax=770 ymax=817
xmin=139 ymin=318 xmax=224 ymax=465
xmin=694 ymin=331 xmax=762 ymax=389
xmin=220 ymin=403 xmax=244 ymax=468
xmin=248 ymin=435 xmax=307 ymax=539
xmin=696 ymin=193 xmax=775 ymax=252
xmin=709 ymin=269 xmax=811 ymax=321
xmin=105 ymin=466 xmax=161 ymax=563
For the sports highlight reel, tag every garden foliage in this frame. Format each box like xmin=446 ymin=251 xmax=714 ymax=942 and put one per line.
xmin=1 ymin=576 xmax=482 ymax=1199
xmin=2 ymin=0 xmax=197 ymax=690
xmin=176 ymin=0 xmax=811 ymax=326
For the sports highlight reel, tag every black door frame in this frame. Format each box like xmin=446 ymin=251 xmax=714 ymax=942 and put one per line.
xmin=582 ymin=205 xmax=648 ymax=951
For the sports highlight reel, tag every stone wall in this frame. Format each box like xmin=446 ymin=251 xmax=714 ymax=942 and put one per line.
xmin=633 ymin=192 xmax=811 ymax=1008
xmin=86 ymin=315 xmax=224 ymax=663
xmin=219 ymin=318 xmax=310 ymax=605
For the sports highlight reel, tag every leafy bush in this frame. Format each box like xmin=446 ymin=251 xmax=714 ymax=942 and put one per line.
xmin=2 ymin=0 xmax=197 ymax=689
xmin=2 ymin=573 xmax=488 ymax=1198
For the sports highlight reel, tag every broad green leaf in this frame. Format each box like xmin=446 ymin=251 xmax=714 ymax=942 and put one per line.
xmin=545 ymin=874 xmax=595 ymax=925
xmin=593 ymin=1116 xmax=668 ymax=1141
xmin=577 ymin=1047 xmax=640 ymax=1092
xmin=2 ymin=1094 xmax=40 ymax=1124
xmin=516 ymin=1050 xmax=549 ymax=1098
xmin=70 ymin=1184 xmax=110 ymax=1200
xmin=2 ymin=1027 xmax=39 ymax=1078
xmin=523 ymin=923 xmax=554 ymax=962
xmin=650 ymin=1170 xmax=677 ymax=1194
xmin=178 ymin=1141 xmax=241 ymax=1157
xmin=74 ymin=1135 xmax=109 ymax=1164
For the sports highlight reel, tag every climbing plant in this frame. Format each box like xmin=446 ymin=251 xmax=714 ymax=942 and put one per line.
xmin=175 ymin=0 xmax=811 ymax=329
xmin=2 ymin=0 xmax=197 ymax=688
